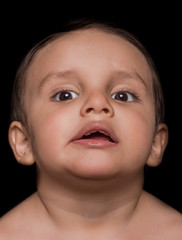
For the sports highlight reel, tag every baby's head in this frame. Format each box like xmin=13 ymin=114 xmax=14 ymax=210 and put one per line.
xmin=9 ymin=18 xmax=168 ymax=178
xmin=11 ymin=19 xmax=164 ymax=133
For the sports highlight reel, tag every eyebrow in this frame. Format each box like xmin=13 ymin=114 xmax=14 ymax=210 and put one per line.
xmin=38 ymin=69 xmax=147 ymax=91
xmin=115 ymin=70 xmax=148 ymax=88
xmin=38 ymin=70 xmax=78 ymax=91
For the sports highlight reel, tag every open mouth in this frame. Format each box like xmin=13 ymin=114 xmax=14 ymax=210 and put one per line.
xmin=72 ymin=124 xmax=118 ymax=147
xmin=81 ymin=131 xmax=115 ymax=143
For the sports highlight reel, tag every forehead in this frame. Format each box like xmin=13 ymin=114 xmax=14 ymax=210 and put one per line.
xmin=27 ymin=29 xmax=152 ymax=90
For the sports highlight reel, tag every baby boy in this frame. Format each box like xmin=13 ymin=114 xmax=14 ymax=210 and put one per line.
xmin=0 ymin=19 xmax=182 ymax=239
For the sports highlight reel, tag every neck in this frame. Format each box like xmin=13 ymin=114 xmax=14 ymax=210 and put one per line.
xmin=36 ymin=172 xmax=144 ymax=230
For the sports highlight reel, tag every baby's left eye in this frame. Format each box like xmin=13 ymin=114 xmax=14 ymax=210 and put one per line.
xmin=54 ymin=90 xmax=79 ymax=101
xmin=111 ymin=91 xmax=135 ymax=102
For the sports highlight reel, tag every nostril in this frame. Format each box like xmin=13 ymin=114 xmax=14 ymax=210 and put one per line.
xmin=86 ymin=107 xmax=110 ymax=114
xmin=103 ymin=108 xmax=109 ymax=113
xmin=86 ymin=108 xmax=93 ymax=114
xmin=85 ymin=107 xmax=110 ymax=114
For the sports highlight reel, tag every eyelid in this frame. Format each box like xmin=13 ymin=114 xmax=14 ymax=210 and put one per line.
xmin=50 ymin=87 xmax=140 ymax=103
xmin=52 ymin=89 xmax=79 ymax=101
xmin=111 ymin=90 xmax=140 ymax=102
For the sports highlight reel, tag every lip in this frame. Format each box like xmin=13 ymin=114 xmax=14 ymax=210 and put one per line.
xmin=71 ymin=122 xmax=119 ymax=148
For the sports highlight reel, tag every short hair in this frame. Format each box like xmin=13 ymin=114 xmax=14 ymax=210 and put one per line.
xmin=10 ymin=18 xmax=165 ymax=131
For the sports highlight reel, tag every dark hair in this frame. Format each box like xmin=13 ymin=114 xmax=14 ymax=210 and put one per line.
xmin=11 ymin=18 xmax=165 ymax=131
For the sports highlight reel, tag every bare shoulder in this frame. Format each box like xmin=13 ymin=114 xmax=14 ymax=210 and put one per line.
xmin=0 ymin=193 xmax=45 ymax=239
xmin=140 ymin=191 xmax=182 ymax=239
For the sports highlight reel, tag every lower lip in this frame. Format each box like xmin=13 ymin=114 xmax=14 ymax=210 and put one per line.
xmin=72 ymin=139 xmax=118 ymax=148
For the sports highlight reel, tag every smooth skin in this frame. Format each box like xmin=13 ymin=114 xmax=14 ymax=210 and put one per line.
xmin=1 ymin=29 xmax=181 ymax=239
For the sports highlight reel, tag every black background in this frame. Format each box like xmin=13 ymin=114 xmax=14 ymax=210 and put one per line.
xmin=1 ymin=5 xmax=182 ymax=217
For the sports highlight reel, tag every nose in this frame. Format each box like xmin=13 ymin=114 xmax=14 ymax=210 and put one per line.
xmin=80 ymin=90 xmax=114 ymax=117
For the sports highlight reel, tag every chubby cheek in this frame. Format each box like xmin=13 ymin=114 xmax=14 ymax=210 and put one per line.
xmin=116 ymin=105 xmax=155 ymax=166
xmin=29 ymin=105 xmax=77 ymax=168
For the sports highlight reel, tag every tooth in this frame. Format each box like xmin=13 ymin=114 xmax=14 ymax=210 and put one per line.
xmin=85 ymin=131 xmax=97 ymax=136
xmin=85 ymin=133 xmax=91 ymax=136
xmin=98 ymin=131 xmax=109 ymax=136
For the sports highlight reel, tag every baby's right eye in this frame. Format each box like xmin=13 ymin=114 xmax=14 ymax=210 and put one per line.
xmin=53 ymin=90 xmax=79 ymax=101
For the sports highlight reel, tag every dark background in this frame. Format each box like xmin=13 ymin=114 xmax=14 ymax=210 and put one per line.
xmin=1 ymin=5 xmax=182 ymax=217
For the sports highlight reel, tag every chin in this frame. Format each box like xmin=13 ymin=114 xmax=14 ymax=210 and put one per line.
xmin=68 ymin=157 xmax=119 ymax=180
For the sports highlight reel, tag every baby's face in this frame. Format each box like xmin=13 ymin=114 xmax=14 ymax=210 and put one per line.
xmin=25 ymin=29 xmax=155 ymax=179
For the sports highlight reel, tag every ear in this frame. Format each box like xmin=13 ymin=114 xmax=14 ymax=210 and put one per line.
xmin=146 ymin=123 xmax=168 ymax=167
xmin=8 ymin=121 xmax=35 ymax=165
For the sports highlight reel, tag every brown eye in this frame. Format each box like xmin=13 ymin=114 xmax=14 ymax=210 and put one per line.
xmin=54 ymin=90 xmax=78 ymax=101
xmin=112 ymin=91 xmax=135 ymax=102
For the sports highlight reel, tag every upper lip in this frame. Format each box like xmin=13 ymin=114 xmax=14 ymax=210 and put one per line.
xmin=72 ymin=122 xmax=119 ymax=143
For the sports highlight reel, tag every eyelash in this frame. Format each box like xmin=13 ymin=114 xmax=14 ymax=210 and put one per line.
xmin=51 ymin=89 xmax=140 ymax=102
xmin=111 ymin=91 xmax=139 ymax=102
xmin=52 ymin=90 xmax=79 ymax=101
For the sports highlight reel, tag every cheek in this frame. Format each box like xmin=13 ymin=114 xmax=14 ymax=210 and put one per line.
xmin=29 ymin=105 xmax=77 ymax=163
xmin=117 ymin=102 xmax=155 ymax=131
xmin=116 ymin=105 xmax=155 ymax=163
